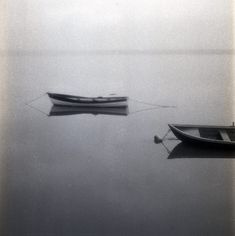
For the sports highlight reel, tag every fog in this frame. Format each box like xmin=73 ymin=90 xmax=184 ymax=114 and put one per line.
xmin=0 ymin=1 xmax=235 ymax=236
xmin=2 ymin=0 xmax=233 ymax=51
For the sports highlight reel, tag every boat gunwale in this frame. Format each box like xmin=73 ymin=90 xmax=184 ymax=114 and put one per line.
xmin=170 ymin=123 xmax=235 ymax=129
xmin=169 ymin=124 xmax=235 ymax=145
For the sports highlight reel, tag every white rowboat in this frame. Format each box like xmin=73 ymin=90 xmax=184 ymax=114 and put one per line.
xmin=48 ymin=93 xmax=128 ymax=107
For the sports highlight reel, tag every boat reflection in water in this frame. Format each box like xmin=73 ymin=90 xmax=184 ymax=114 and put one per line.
xmin=48 ymin=105 xmax=129 ymax=117
xmin=168 ymin=143 xmax=235 ymax=159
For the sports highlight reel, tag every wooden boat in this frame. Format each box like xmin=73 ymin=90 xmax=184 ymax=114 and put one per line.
xmin=47 ymin=93 xmax=128 ymax=107
xmin=168 ymin=143 xmax=235 ymax=159
xmin=168 ymin=124 xmax=235 ymax=148
xmin=49 ymin=106 xmax=129 ymax=116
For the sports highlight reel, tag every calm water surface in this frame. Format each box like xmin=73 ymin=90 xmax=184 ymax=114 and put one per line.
xmin=0 ymin=53 xmax=235 ymax=235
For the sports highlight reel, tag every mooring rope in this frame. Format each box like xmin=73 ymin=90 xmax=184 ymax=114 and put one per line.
xmin=129 ymin=98 xmax=176 ymax=108
xmin=129 ymin=106 xmax=161 ymax=115
xmin=161 ymin=141 xmax=172 ymax=154
xmin=24 ymin=93 xmax=49 ymax=116
xmin=162 ymin=128 xmax=172 ymax=141
xmin=26 ymin=103 xmax=49 ymax=116
xmin=25 ymin=92 xmax=47 ymax=105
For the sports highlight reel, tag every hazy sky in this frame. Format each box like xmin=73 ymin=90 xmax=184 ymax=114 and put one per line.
xmin=1 ymin=0 xmax=234 ymax=50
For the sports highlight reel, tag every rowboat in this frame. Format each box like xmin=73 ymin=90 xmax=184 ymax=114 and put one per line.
xmin=168 ymin=143 xmax=235 ymax=159
xmin=168 ymin=124 xmax=235 ymax=148
xmin=49 ymin=106 xmax=129 ymax=116
xmin=47 ymin=93 xmax=128 ymax=107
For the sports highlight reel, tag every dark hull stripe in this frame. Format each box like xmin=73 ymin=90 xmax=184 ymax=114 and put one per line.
xmin=48 ymin=93 xmax=128 ymax=104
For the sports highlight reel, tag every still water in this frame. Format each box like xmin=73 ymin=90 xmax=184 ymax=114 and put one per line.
xmin=0 ymin=53 xmax=234 ymax=235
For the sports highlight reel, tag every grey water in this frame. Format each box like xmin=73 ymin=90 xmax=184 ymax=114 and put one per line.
xmin=0 ymin=53 xmax=234 ymax=236
xmin=1 ymin=0 xmax=235 ymax=235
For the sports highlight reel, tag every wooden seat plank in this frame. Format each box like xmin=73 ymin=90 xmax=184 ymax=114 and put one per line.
xmin=219 ymin=130 xmax=230 ymax=141
xmin=185 ymin=128 xmax=200 ymax=137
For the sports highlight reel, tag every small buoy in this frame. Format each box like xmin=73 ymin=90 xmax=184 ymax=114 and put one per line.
xmin=154 ymin=135 xmax=162 ymax=144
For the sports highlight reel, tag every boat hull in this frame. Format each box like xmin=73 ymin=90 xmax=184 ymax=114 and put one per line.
xmin=169 ymin=124 xmax=235 ymax=149
xmin=48 ymin=93 xmax=128 ymax=107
